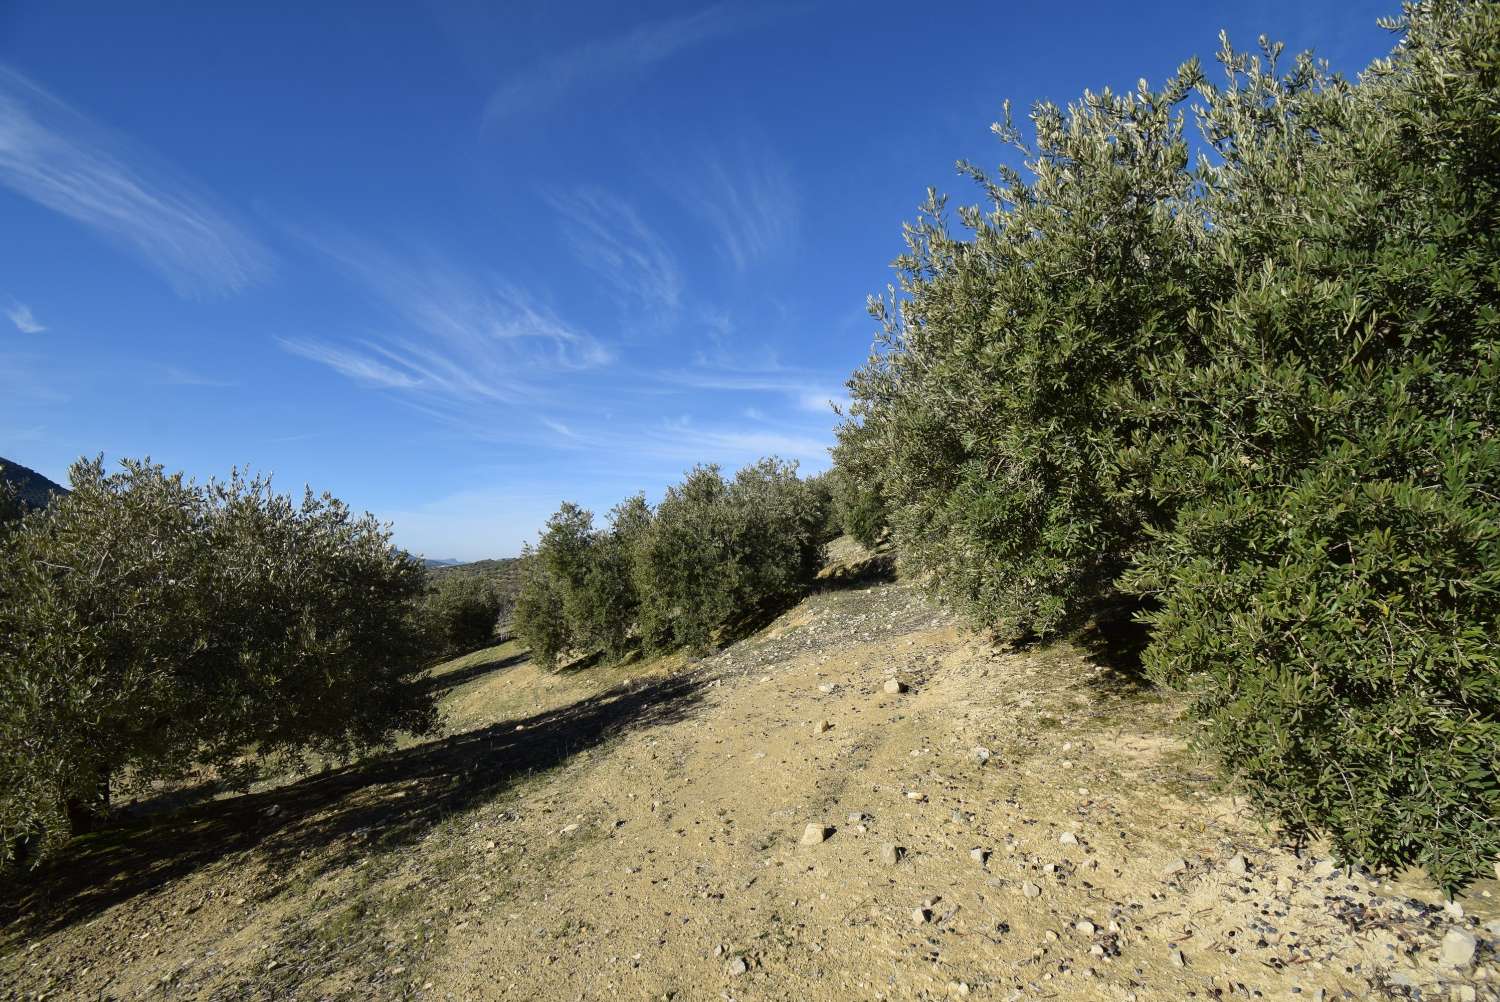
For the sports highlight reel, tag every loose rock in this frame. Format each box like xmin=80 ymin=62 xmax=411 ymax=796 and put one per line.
xmin=1059 ymin=831 xmax=1078 ymax=846
xmin=881 ymin=843 xmax=904 ymax=866
xmin=1021 ymin=881 xmax=1042 ymax=898
xmin=800 ymin=824 xmax=833 ymax=846
xmin=1440 ymin=928 xmax=1476 ymax=969
xmin=884 ymin=678 xmax=908 ymax=694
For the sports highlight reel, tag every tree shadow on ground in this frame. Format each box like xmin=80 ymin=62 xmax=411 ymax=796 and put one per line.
xmin=814 ymin=551 xmax=897 ymax=591
xmin=1 ymin=670 xmax=707 ymax=941
xmin=1075 ymin=598 xmax=1158 ymax=695
xmin=422 ymin=647 xmax=528 ymax=696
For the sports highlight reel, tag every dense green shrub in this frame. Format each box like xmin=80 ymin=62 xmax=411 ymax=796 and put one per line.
xmin=633 ymin=459 xmax=826 ymax=654
xmin=511 ymin=544 xmax=570 ymax=670
xmin=632 ymin=465 xmax=737 ymax=653
xmin=802 ymin=472 xmax=842 ymax=544
xmin=1120 ymin=3 xmax=1500 ymax=891
xmin=531 ymin=500 xmax=646 ymax=662
xmin=824 ymin=436 xmax=888 ymax=550
xmin=838 ymin=63 xmax=1207 ymax=636
xmin=420 ymin=573 xmax=504 ymax=656
xmin=838 ymin=1 xmax=1500 ymax=888
xmin=0 ymin=458 xmax=437 ymax=868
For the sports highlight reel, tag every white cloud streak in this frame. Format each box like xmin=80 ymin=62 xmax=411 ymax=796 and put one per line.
xmin=0 ymin=66 xmax=271 ymax=296
xmin=671 ymin=147 xmax=798 ymax=271
xmin=658 ymin=367 xmax=847 ymax=415
xmin=280 ymin=234 xmax=612 ymax=405
xmin=481 ymin=4 xmax=764 ymax=128
xmin=6 ymin=301 xmax=43 ymax=334
xmin=547 ymin=188 xmax=681 ymax=315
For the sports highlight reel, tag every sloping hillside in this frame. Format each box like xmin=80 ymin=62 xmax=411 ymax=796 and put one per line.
xmin=0 ymin=457 xmax=66 ymax=511
xmin=2 ymin=542 xmax=1495 ymax=1000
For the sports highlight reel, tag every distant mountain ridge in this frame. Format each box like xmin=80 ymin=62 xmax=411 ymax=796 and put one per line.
xmin=0 ymin=457 xmax=68 ymax=510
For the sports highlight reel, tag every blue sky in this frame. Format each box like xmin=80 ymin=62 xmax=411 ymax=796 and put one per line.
xmin=1 ymin=1 xmax=1395 ymax=559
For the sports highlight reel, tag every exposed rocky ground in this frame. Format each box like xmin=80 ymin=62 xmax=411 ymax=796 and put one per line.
xmin=3 ymin=540 xmax=1496 ymax=1000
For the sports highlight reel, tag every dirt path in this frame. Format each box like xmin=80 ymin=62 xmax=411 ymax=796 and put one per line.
xmin=4 ymin=544 xmax=1497 ymax=1000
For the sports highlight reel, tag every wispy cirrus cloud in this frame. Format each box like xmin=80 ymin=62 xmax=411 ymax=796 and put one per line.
xmin=658 ymin=367 xmax=848 ymax=415
xmin=279 ymin=233 xmax=612 ymax=406
xmin=0 ymin=66 xmax=271 ymax=296
xmin=547 ymin=187 xmax=681 ymax=316
xmin=481 ymin=4 xmax=769 ymax=128
xmin=669 ymin=145 xmax=798 ymax=271
xmin=6 ymin=301 xmax=43 ymax=334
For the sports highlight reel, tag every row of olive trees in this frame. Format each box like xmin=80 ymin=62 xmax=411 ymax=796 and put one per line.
xmin=0 ymin=458 xmax=441 ymax=869
xmin=512 ymin=458 xmax=829 ymax=669
xmin=835 ymin=1 xmax=1499 ymax=891
xmin=417 ymin=573 xmax=511 ymax=657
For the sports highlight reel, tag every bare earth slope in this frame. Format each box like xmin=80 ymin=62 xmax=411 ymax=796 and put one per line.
xmin=3 ymin=541 xmax=1496 ymax=1000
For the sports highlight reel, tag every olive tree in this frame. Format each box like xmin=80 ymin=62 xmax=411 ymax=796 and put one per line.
xmin=0 ymin=457 xmax=437 ymax=868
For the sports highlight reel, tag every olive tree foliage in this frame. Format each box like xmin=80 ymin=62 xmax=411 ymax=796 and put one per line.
xmin=634 ymin=459 xmax=826 ymax=654
xmin=826 ymin=422 xmax=889 ymax=549
xmin=514 ymin=459 xmax=829 ymax=667
xmin=0 ymin=458 xmax=438 ymax=869
xmin=511 ymin=543 xmax=570 ymax=670
xmin=836 ymin=0 xmax=1500 ymax=890
xmin=0 ymin=474 xmax=22 ymax=529
xmin=419 ymin=573 xmax=505 ymax=657
xmin=1119 ymin=2 xmax=1500 ymax=891
xmin=524 ymin=499 xmax=646 ymax=664
xmin=838 ymin=62 xmax=1210 ymax=637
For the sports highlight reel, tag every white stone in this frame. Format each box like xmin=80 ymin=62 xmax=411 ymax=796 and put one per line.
xmin=800 ymin=823 xmax=832 ymax=846
xmin=1440 ymin=928 xmax=1477 ymax=969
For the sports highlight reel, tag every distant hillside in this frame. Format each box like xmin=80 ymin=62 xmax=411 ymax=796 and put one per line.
xmin=0 ymin=457 xmax=68 ymax=511
xmin=428 ymin=556 xmax=524 ymax=626
xmin=428 ymin=557 xmax=522 ymax=587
